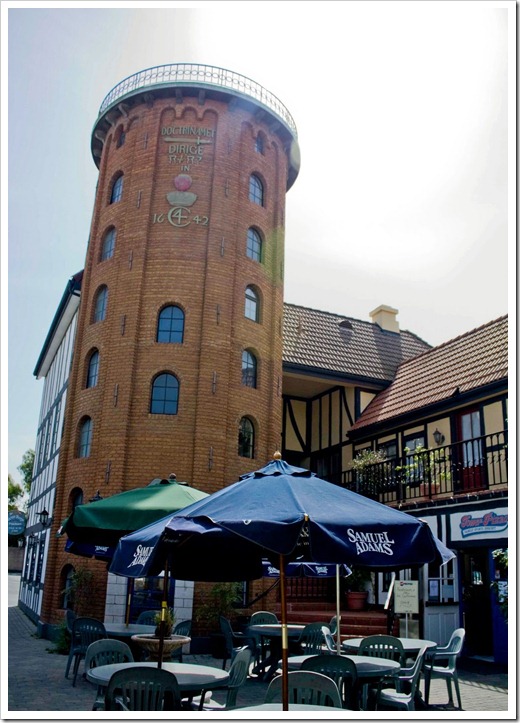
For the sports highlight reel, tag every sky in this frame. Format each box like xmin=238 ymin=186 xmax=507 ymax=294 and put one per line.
xmin=3 ymin=1 xmax=514 ymax=487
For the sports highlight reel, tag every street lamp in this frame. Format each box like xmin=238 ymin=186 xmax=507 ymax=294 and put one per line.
xmin=37 ymin=508 xmax=50 ymax=527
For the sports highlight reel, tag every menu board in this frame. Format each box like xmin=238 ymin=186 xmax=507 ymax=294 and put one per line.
xmin=394 ymin=580 xmax=419 ymax=614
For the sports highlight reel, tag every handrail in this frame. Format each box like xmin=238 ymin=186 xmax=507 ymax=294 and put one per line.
xmin=98 ymin=63 xmax=297 ymax=137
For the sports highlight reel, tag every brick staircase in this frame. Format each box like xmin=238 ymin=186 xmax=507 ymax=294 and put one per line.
xmin=272 ymin=600 xmax=398 ymax=639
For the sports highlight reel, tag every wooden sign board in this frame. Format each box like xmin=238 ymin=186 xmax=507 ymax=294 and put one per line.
xmin=394 ymin=580 xmax=419 ymax=614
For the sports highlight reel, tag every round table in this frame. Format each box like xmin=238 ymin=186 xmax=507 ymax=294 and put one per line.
xmin=104 ymin=623 xmax=155 ymax=637
xmin=233 ymin=702 xmax=348 ymax=713
xmin=86 ymin=661 xmax=229 ymax=709
xmin=341 ymin=637 xmax=437 ymax=654
xmin=246 ymin=623 xmax=306 ymax=681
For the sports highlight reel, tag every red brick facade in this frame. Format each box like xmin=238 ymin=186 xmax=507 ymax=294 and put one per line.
xmin=40 ymin=79 xmax=298 ymax=625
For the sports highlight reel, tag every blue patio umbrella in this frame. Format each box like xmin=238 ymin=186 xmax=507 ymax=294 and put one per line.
xmin=109 ymin=454 xmax=454 ymax=708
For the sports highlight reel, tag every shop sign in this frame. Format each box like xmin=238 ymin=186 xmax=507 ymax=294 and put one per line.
xmin=451 ymin=508 xmax=508 ymax=542
xmin=394 ymin=580 xmax=419 ymax=614
xmin=8 ymin=511 xmax=26 ymax=535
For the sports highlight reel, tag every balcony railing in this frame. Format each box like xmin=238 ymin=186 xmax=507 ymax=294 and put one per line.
xmin=339 ymin=431 xmax=507 ymax=505
xmin=98 ymin=63 xmax=297 ymax=137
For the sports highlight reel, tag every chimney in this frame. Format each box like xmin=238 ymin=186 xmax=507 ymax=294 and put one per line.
xmin=369 ymin=304 xmax=400 ymax=333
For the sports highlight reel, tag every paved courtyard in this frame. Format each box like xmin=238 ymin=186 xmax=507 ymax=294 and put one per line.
xmin=5 ymin=582 xmax=511 ymax=717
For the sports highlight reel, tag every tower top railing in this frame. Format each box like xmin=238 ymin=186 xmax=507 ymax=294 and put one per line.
xmin=98 ymin=63 xmax=297 ymax=137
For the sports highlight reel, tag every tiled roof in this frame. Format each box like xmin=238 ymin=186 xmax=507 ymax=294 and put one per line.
xmin=282 ymin=303 xmax=431 ymax=383
xmin=350 ymin=315 xmax=508 ymax=430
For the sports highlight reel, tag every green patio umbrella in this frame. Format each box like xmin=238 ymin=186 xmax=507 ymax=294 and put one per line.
xmin=59 ymin=477 xmax=209 ymax=548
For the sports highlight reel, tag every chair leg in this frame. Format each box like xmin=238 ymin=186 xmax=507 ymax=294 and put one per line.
xmin=453 ymin=674 xmax=462 ymax=710
xmin=71 ymin=654 xmax=82 ymax=687
xmin=423 ymin=671 xmax=431 ymax=704
xmin=446 ymin=677 xmax=453 ymax=705
xmin=64 ymin=650 xmax=74 ymax=679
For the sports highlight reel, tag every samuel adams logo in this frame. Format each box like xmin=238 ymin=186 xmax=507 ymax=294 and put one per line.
xmin=347 ymin=528 xmax=395 ymax=556
xmin=128 ymin=544 xmax=154 ymax=568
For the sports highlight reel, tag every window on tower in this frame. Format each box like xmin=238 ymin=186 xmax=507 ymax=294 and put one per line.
xmin=245 ymin=286 xmax=259 ymax=322
xmin=246 ymin=228 xmax=262 ymax=262
xmin=77 ymin=417 xmax=93 ymax=458
xmin=249 ymin=174 xmax=264 ymax=206
xmin=242 ymin=350 xmax=257 ymax=388
xmin=100 ymin=227 xmax=116 ymax=261
xmin=157 ymin=306 xmax=185 ymax=344
xmin=255 ymin=134 xmax=265 ymax=154
xmin=238 ymin=417 xmax=255 ymax=458
xmin=150 ymin=373 xmax=179 ymax=415
xmin=110 ymin=174 xmax=124 ymax=204
xmin=93 ymin=286 xmax=108 ymax=323
xmin=86 ymin=349 xmax=100 ymax=388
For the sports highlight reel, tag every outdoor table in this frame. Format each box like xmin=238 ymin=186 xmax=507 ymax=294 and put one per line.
xmin=230 ymin=702 xmax=350 ymax=714
xmin=86 ymin=661 xmax=229 ymax=710
xmin=246 ymin=623 xmax=306 ymax=681
xmin=287 ymin=653 xmax=401 ymax=711
xmin=104 ymin=623 xmax=156 ymax=660
xmin=341 ymin=637 xmax=437 ymax=655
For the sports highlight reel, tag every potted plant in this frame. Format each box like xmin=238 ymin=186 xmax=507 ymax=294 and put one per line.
xmin=153 ymin=607 xmax=175 ymax=638
xmin=194 ymin=582 xmax=244 ymax=657
xmin=348 ymin=449 xmax=387 ymax=500
xmin=344 ymin=568 xmax=372 ymax=611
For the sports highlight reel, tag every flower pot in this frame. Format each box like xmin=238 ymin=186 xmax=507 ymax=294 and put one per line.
xmin=346 ymin=591 xmax=368 ymax=611
xmin=131 ymin=633 xmax=191 ymax=662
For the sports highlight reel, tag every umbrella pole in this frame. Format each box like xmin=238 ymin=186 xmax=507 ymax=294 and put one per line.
xmin=157 ymin=558 xmax=169 ymax=669
xmin=125 ymin=578 xmax=133 ymax=626
xmin=336 ymin=564 xmax=341 ymax=655
xmin=279 ymin=553 xmax=289 ymax=711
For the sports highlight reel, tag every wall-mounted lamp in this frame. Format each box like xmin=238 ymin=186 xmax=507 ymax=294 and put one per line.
xmin=433 ymin=429 xmax=445 ymax=446
xmin=37 ymin=508 xmax=50 ymax=527
xmin=89 ymin=490 xmax=103 ymax=503
xmin=17 ymin=537 xmax=25 ymax=548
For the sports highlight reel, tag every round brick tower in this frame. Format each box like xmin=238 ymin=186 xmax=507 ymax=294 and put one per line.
xmin=41 ymin=64 xmax=299 ymax=624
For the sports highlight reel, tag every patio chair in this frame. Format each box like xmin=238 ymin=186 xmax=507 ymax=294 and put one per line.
xmin=189 ymin=646 xmax=253 ymax=710
xmin=248 ymin=611 xmax=279 ymax=673
xmin=136 ymin=609 xmax=158 ymax=625
xmin=170 ymin=619 xmax=192 ymax=662
xmin=301 ymin=653 xmax=359 ymax=710
xmin=328 ymin=615 xmax=338 ymax=638
xmin=423 ymin=628 xmax=465 ymax=709
xmin=69 ymin=617 xmax=107 ymax=687
xmin=265 ymin=670 xmax=343 ymax=708
xmin=219 ymin=616 xmax=255 ymax=671
xmin=104 ymin=666 xmax=182 ymax=711
xmin=359 ymin=634 xmax=406 ymax=665
xmin=374 ymin=646 xmax=427 ymax=711
xmin=295 ymin=623 xmax=331 ymax=657
xmin=84 ymin=639 xmax=134 ymax=710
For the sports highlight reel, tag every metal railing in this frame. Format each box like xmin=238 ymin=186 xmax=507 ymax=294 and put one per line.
xmin=98 ymin=63 xmax=297 ymax=136
xmin=338 ymin=431 xmax=508 ymax=505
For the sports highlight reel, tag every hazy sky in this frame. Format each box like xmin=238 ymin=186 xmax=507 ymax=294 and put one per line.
xmin=4 ymin=1 xmax=513 ymax=486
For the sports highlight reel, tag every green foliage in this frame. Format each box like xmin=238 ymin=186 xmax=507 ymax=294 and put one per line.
xmin=48 ymin=621 xmax=71 ymax=655
xmin=349 ymin=449 xmax=387 ymax=498
xmin=349 ymin=448 xmax=387 ymax=471
xmin=154 ymin=607 xmax=175 ymax=636
xmin=395 ymin=445 xmax=451 ymax=486
xmin=61 ymin=567 xmax=94 ymax=616
xmin=8 ymin=474 xmax=24 ymax=510
xmin=18 ymin=449 xmax=35 ymax=496
xmin=344 ymin=567 xmax=372 ymax=592
xmin=195 ymin=582 xmax=243 ymax=629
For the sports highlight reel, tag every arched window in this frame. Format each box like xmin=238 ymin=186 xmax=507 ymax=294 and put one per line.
xmin=115 ymin=126 xmax=126 ymax=148
xmin=249 ymin=174 xmax=264 ymax=206
xmin=255 ymin=134 xmax=264 ymax=154
xmin=110 ymin=174 xmax=124 ymax=204
xmin=100 ymin=227 xmax=116 ymax=261
xmin=93 ymin=286 xmax=108 ymax=323
xmin=150 ymin=373 xmax=179 ymax=415
xmin=242 ymin=350 xmax=257 ymax=388
xmin=246 ymin=228 xmax=262 ymax=262
xmin=245 ymin=286 xmax=259 ymax=322
xmin=77 ymin=417 xmax=93 ymax=458
xmin=86 ymin=350 xmax=99 ymax=388
xmin=157 ymin=306 xmax=185 ymax=344
xmin=238 ymin=417 xmax=255 ymax=459
xmin=71 ymin=488 xmax=84 ymax=509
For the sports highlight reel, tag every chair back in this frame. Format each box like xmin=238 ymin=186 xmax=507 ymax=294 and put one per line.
xmin=225 ymin=647 xmax=252 ymax=708
xmin=72 ymin=617 xmax=107 ymax=653
xmin=65 ymin=609 xmax=77 ymax=635
xmin=170 ymin=620 xmax=192 ymax=661
xmin=104 ymin=666 xmax=181 ymax=711
xmin=359 ymin=634 xmax=405 ymax=665
xmin=400 ymin=646 xmax=428 ymax=698
xmin=297 ymin=623 xmax=330 ymax=655
xmin=328 ymin=616 xmax=338 ymax=637
xmin=433 ymin=628 xmax=465 ymax=672
xmin=219 ymin=616 xmax=235 ymax=655
xmin=136 ymin=610 xmax=158 ymax=625
xmin=265 ymin=670 xmax=342 ymax=708
xmin=85 ymin=639 xmax=134 ymax=672
xmin=249 ymin=611 xmax=279 ymax=625
xmin=301 ymin=654 xmax=358 ymax=709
